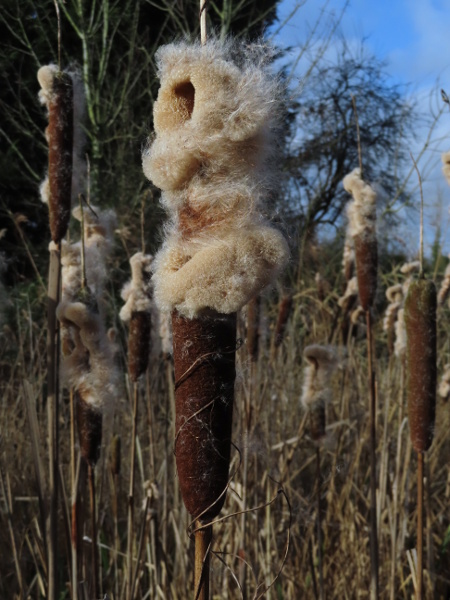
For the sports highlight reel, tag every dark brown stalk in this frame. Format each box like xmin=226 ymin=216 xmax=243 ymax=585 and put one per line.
xmin=315 ymin=447 xmax=324 ymax=600
xmin=172 ymin=310 xmax=236 ymax=522
xmin=246 ymin=295 xmax=260 ymax=362
xmin=417 ymin=451 xmax=424 ymax=599
xmin=88 ymin=464 xmax=99 ymax=599
xmin=46 ymin=245 xmax=61 ymax=600
xmin=366 ymin=308 xmax=379 ymax=600
xmin=194 ymin=521 xmax=212 ymax=600
xmin=127 ymin=384 xmax=139 ymax=600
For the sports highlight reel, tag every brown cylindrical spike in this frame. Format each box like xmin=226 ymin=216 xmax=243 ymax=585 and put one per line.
xmin=354 ymin=234 xmax=377 ymax=311
xmin=309 ymin=404 xmax=326 ymax=442
xmin=172 ymin=310 xmax=236 ymax=522
xmin=128 ymin=311 xmax=151 ymax=382
xmin=404 ymin=278 xmax=437 ymax=452
xmin=47 ymin=72 xmax=73 ymax=243
xmin=274 ymin=294 xmax=293 ymax=348
xmin=76 ymin=393 xmax=103 ymax=466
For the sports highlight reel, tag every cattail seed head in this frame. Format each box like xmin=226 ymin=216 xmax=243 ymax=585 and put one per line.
xmin=120 ymin=252 xmax=154 ymax=380
xmin=273 ymin=294 xmax=293 ymax=349
xmin=172 ymin=310 xmax=236 ymax=522
xmin=39 ymin=69 xmax=74 ymax=243
xmin=343 ymin=169 xmax=378 ymax=310
xmin=127 ymin=311 xmax=151 ymax=381
xmin=301 ymin=345 xmax=338 ymax=441
xmin=404 ymin=278 xmax=437 ymax=452
xmin=76 ymin=392 xmax=102 ymax=466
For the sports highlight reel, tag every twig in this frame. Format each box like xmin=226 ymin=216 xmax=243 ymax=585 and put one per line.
xmin=200 ymin=0 xmax=207 ymax=45
xmin=409 ymin=153 xmax=424 ymax=277
xmin=351 ymin=94 xmax=363 ymax=178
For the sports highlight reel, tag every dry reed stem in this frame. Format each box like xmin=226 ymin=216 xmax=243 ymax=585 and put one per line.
xmin=127 ymin=384 xmax=139 ymax=600
xmin=366 ymin=308 xmax=379 ymax=600
xmin=246 ymin=295 xmax=260 ymax=363
xmin=46 ymin=245 xmax=61 ymax=600
xmin=416 ymin=451 xmax=424 ymax=599
xmin=87 ymin=464 xmax=99 ymax=599
xmin=194 ymin=521 xmax=212 ymax=600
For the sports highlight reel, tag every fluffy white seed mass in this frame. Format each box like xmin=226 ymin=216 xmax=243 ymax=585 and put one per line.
xmin=120 ymin=252 xmax=154 ymax=322
xmin=57 ymin=301 xmax=120 ymax=410
xmin=442 ymin=151 xmax=450 ymax=187
xmin=301 ymin=345 xmax=338 ymax=410
xmin=343 ymin=168 xmax=377 ymax=240
xmin=143 ymin=39 xmax=289 ymax=318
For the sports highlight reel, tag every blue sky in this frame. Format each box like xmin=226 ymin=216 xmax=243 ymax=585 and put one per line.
xmin=272 ymin=0 xmax=450 ymax=255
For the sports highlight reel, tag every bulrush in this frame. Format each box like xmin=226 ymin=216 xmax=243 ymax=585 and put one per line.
xmin=120 ymin=252 xmax=154 ymax=381
xmin=273 ymin=294 xmax=293 ymax=351
xmin=343 ymin=169 xmax=378 ymax=310
xmin=301 ymin=345 xmax=338 ymax=441
xmin=143 ymin=39 xmax=289 ymax=528
xmin=38 ymin=65 xmax=73 ymax=244
xmin=404 ymin=278 xmax=437 ymax=453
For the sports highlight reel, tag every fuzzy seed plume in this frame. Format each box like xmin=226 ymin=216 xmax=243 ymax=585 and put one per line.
xmin=442 ymin=151 xmax=450 ymax=186
xmin=38 ymin=65 xmax=74 ymax=243
xmin=301 ymin=345 xmax=338 ymax=410
xmin=343 ymin=168 xmax=378 ymax=310
xmin=394 ymin=307 xmax=407 ymax=358
xmin=342 ymin=230 xmax=355 ymax=282
xmin=338 ymin=276 xmax=358 ymax=311
xmin=144 ymin=39 xmax=289 ymax=318
xmin=120 ymin=252 xmax=154 ymax=322
xmin=438 ymin=364 xmax=450 ymax=402
xmin=438 ymin=257 xmax=450 ymax=306
xmin=120 ymin=252 xmax=154 ymax=381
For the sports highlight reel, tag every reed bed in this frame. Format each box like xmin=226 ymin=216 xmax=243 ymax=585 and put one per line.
xmin=2 ymin=244 xmax=450 ymax=598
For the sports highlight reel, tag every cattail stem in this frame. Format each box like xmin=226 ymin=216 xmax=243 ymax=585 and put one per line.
xmin=315 ymin=446 xmax=324 ymax=600
xmin=47 ymin=244 xmax=61 ymax=600
xmin=417 ymin=451 xmax=424 ymax=599
xmin=194 ymin=521 xmax=212 ymax=600
xmin=366 ymin=308 xmax=379 ymax=599
xmin=88 ymin=464 xmax=99 ymax=599
xmin=127 ymin=384 xmax=139 ymax=600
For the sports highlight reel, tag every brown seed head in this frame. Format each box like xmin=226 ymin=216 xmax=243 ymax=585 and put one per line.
xmin=404 ymin=278 xmax=437 ymax=452
xmin=128 ymin=311 xmax=151 ymax=381
xmin=47 ymin=72 xmax=74 ymax=243
xmin=76 ymin=391 xmax=103 ymax=466
xmin=172 ymin=310 xmax=236 ymax=522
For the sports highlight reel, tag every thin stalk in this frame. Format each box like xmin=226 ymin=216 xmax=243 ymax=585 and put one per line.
xmin=200 ymin=0 xmax=207 ymax=45
xmin=416 ymin=451 xmax=424 ymax=599
xmin=194 ymin=521 xmax=212 ymax=600
xmin=70 ymin=388 xmax=78 ymax=600
xmin=315 ymin=446 xmax=324 ymax=600
xmin=127 ymin=383 xmax=139 ymax=600
xmin=47 ymin=244 xmax=61 ymax=600
xmin=366 ymin=308 xmax=379 ymax=599
xmin=88 ymin=464 xmax=99 ymax=599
